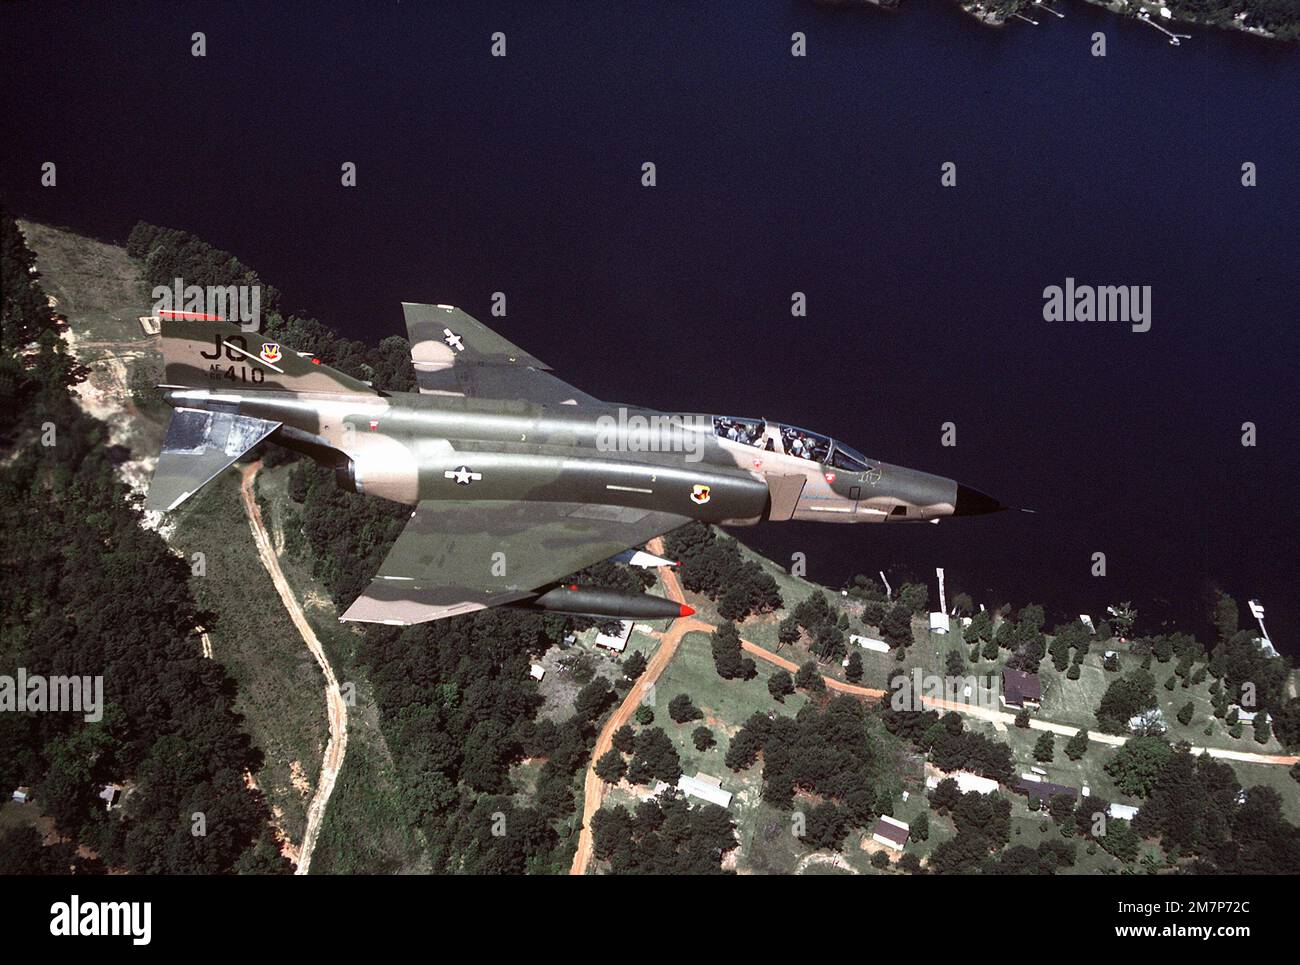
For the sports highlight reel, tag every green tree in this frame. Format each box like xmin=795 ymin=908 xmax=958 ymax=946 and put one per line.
xmin=1177 ymin=702 xmax=1194 ymax=727
xmin=1104 ymin=736 xmax=1173 ymax=797
xmin=898 ymin=582 xmax=929 ymax=615
xmin=634 ymin=705 xmax=655 ymax=726
xmin=910 ymin=809 xmax=930 ymax=841
xmin=611 ymin=725 xmax=636 ymax=754
xmin=594 ymin=749 xmax=626 ymax=784
xmin=692 ymin=726 xmax=715 ymax=751
xmin=710 ymin=621 xmax=756 ymax=680
xmin=668 ymin=693 xmax=702 ymax=723
xmin=623 ymin=650 xmax=647 ymax=680
xmin=845 ymin=650 xmax=864 ymax=683
xmin=1065 ymin=729 xmax=1090 ymax=760
xmin=1253 ymin=716 xmax=1272 ymax=745
xmin=1212 ymin=591 xmax=1239 ymax=642
xmin=1033 ymin=732 xmax=1055 ymax=762
xmin=768 ymin=669 xmax=795 ymax=702
xmin=795 ymin=660 xmax=825 ymax=695
xmin=883 ymin=604 xmax=914 ymax=649
xmin=574 ymin=678 xmax=614 ymax=722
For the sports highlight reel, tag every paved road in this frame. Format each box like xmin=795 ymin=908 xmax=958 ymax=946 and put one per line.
xmin=240 ymin=463 xmax=350 ymax=875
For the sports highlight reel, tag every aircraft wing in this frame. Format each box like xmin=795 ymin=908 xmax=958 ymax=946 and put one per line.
xmin=401 ymin=302 xmax=601 ymax=406
xmin=144 ymin=409 xmax=281 ymax=511
xmin=340 ymin=499 xmax=691 ymax=625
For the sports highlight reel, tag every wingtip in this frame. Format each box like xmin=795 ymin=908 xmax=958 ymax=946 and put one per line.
xmin=678 ymin=604 xmax=695 ymax=617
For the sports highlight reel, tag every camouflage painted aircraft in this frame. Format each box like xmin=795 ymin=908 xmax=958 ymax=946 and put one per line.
xmin=146 ymin=304 xmax=1004 ymax=624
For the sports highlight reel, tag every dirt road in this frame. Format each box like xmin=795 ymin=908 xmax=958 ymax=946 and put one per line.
xmin=570 ymin=540 xmax=694 ymax=875
xmin=730 ymin=628 xmax=1297 ymax=767
xmin=240 ymin=464 xmax=349 ymax=875
xmin=574 ymin=550 xmax=1295 ymax=873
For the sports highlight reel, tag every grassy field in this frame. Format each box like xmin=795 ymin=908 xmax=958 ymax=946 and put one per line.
xmin=19 ymin=220 xmax=155 ymax=356
xmin=168 ymin=470 xmax=328 ymax=845
xmin=1036 ymin=643 xmax=1288 ymax=754
xmin=257 ymin=463 xmax=430 ymax=873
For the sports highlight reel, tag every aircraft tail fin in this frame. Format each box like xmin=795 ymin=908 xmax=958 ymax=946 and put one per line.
xmin=143 ymin=408 xmax=280 ymax=512
xmin=159 ymin=315 xmax=378 ymax=396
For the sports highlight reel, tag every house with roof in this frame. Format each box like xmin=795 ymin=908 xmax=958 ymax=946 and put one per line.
xmin=677 ymin=773 xmax=733 ymax=808
xmin=1000 ymin=669 xmax=1042 ymax=709
xmin=925 ymin=767 xmax=999 ymax=795
xmin=851 ymin=634 xmax=890 ymax=654
xmin=593 ymin=620 xmax=633 ymax=653
xmin=871 ymin=815 xmax=910 ymax=851
xmin=1013 ymin=775 xmax=1078 ymax=803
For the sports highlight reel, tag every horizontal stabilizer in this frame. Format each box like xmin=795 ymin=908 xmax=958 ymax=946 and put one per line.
xmin=402 ymin=302 xmax=601 ymax=405
xmin=144 ymin=409 xmax=280 ymax=512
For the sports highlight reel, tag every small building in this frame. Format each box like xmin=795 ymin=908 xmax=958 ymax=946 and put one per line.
xmin=851 ymin=634 xmax=890 ymax=654
xmin=677 ymin=773 xmax=733 ymax=808
xmin=1228 ymin=705 xmax=1268 ymax=725
xmin=97 ymin=783 xmax=122 ymax=811
xmin=529 ymin=663 xmax=546 ymax=681
xmin=1079 ymin=614 xmax=1096 ymax=633
xmin=871 ymin=815 xmax=910 ymax=851
xmin=929 ymin=612 xmax=950 ymax=635
xmin=1108 ymin=803 xmax=1140 ymax=821
xmin=1000 ymin=669 xmax=1042 ymax=709
xmin=593 ymin=620 xmax=633 ymax=653
xmin=12 ymin=786 xmax=31 ymax=804
xmin=925 ymin=769 xmax=998 ymax=795
xmin=1014 ymin=776 xmax=1078 ymax=803
xmin=137 ymin=315 xmax=161 ymax=335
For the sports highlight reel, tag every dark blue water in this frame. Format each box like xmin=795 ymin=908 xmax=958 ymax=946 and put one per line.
xmin=3 ymin=1 xmax=1296 ymax=649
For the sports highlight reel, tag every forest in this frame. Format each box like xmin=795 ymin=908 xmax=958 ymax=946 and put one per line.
xmin=0 ymin=214 xmax=288 ymax=873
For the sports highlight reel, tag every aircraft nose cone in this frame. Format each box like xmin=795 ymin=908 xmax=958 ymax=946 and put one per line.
xmin=953 ymin=484 xmax=1005 ymax=516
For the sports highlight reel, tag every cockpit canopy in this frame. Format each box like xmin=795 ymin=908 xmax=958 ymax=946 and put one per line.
xmin=712 ymin=416 xmax=873 ymax=471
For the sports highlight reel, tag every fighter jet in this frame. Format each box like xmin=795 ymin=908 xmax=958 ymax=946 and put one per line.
xmin=145 ymin=304 xmax=1004 ymax=624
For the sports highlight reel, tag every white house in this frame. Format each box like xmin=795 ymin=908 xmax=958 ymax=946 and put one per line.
xmin=678 ymin=773 xmax=733 ymax=808
xmin=925 ymin=769 xmax=998 ymax=795
xmin=529 ymin=663 xmax=546 ymax=681
xmin=594 ymin=621 xmax=634 ymax=653
xmin=851 ymin=634 xmax=890 ymax=654
xmin=929 ymin=612 xmax=950 ymax=635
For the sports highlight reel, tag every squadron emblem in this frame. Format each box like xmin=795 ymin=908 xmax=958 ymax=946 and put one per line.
xmin=259 ymin=342 xmax=282 ymax=364
xmin=690 ymin=484 xmax=711 ymax=505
